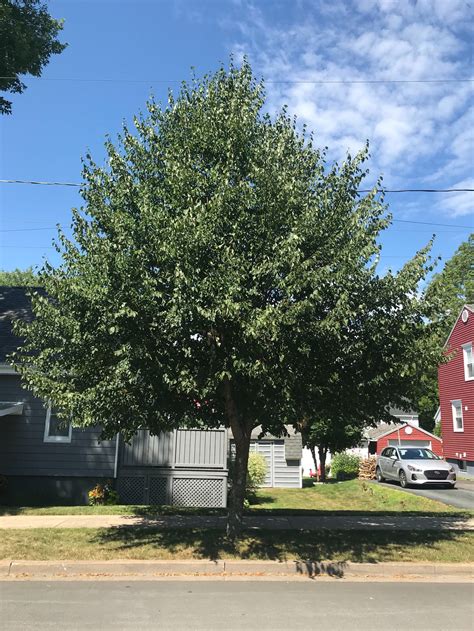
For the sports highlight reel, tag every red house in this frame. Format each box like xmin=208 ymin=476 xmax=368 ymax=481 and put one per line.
xmin=373 ymin=423 xmax=443 ymax=456
xmin=438 ymin=304 xmax=474 ymax=476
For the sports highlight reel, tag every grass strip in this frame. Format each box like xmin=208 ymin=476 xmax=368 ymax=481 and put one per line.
xmin=0 ymin=528 xmax=472 ymax=563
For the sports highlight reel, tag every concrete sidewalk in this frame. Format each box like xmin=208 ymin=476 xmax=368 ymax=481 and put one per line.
xmin=0 ymin=513 xmax=473 ymax=530
xmin=0 ymin=559 xmax=473 ymax=581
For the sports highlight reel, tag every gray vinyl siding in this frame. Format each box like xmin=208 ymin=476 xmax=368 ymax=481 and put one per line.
xmin=121 ymin=431 xmax=173 ymax=467
xmin=0 ymin=375 xmax=115 ymax=477
xmin=174 ymin=429 xmax=227 ymax=468
xmin=121 ymin=428 xmax=227 ymax=470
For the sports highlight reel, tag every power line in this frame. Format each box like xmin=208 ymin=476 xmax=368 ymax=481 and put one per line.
xmin=1 ymin=179 xmax=473 ymax=194
xmin=0 ymin=76 xmax=472 ymax=85
xmin=0 ymin=220 xmax=472 ymax=234
xmin=0 ymin=179 xmax=82 ymax=187
xmin=0 ymin=226 xmax=61 ymax=232
xmin=392 ymin=219 xmax=473 ymax=229
xmin=0 ymin=245 xmax=55 ymax=249
xmin=359 ymin=188 xmax=474 ymax=193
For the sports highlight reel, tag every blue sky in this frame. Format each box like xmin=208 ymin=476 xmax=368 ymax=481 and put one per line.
xmin=0 ymin=0 xmax=472 ymax=277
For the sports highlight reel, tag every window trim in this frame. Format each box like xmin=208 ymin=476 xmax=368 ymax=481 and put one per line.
xmin=43 ymin=406 xmax=72 ymax=443
xmin=451 ymin=400 xmax=464 ymax=433
xmin=462 ymin=342 xmax=474 ymax=381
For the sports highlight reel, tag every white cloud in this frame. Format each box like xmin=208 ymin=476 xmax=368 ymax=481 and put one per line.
xmin=225 ymin=0 xmax=473 ymax=218
xmin=437 ymin=178 xmax=474 ymax=217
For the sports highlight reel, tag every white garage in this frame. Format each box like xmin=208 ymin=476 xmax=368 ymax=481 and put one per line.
xmin=388 ymin=439 xmax=431 ymax=449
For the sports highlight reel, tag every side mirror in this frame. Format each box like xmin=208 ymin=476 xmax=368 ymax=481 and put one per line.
xmin=390 ymin=454 xmax=398 ymax=460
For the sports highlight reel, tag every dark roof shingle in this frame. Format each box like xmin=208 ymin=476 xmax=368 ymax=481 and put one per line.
xmin=0 ymin=286 xmax=38 ymax=363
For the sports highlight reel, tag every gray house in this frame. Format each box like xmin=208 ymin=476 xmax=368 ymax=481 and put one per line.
xmin=0 ymin=287 xmax=303 ymax=506
xmin=0 ymin=287 xmax=228 ymax=507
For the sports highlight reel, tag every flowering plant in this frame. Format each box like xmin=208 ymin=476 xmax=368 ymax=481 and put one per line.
xmin=88 ymin=480 xmax=119 ymax=505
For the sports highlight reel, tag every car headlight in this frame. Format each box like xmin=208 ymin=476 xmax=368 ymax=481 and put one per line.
xmin=449 ymin=466 xmax=455 ymax=473
xmin=407 ymin=465 xmax=422 ymax=472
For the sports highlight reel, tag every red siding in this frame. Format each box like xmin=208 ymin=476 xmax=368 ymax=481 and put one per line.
xmin=438 ymin=309 xmax=474 ymax=461
xmin=377 ymin=425 xmax=443 ymax=456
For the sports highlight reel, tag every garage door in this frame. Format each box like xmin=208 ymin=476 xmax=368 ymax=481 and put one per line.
xmin=388 ymin=439 xmax=431 ymax=449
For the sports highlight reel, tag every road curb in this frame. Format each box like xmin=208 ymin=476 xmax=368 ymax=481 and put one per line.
xmin=1 ymin=559 xmax=473 ymax=580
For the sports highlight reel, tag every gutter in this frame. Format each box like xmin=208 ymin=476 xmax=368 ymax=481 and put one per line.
xmin=113 ymin=433 xmax=120 ymax=479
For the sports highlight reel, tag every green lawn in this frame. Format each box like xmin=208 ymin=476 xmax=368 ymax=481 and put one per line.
xmin=0 ymin=527 xmax=472 ymax=563
xmin=248 ymin=479 xmax=462 ymax=513
xmin=0 ymin=480 xmax=464 ymax=516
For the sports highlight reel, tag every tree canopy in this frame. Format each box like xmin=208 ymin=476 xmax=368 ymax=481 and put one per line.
xmin=13 ymin=61 xmax=436 ymax=535
xmin=0 ymin=0 xmax=66 ymax=114
xmin=0 ymin=267 xmax=39 ymax=286
xmin=415 ymin=234 xmax=474 ymax=430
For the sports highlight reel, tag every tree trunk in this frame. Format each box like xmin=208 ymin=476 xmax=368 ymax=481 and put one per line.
xmin=318 ymin=446 xmax=327 ymax=483
xmin=310 ymin=445 xmax=318 ymax=481
xmin=227 ymin=429 xmax=251 ymax=539
xmin=223 ymin=377 xmax=252 ymax=539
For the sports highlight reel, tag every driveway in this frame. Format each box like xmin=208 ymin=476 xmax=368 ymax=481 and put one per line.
xmin=376 ymin=480 xmax=474 ymax=510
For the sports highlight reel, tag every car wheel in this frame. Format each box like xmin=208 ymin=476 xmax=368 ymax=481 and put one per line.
xmin=376 ymin=467 xmax=385 ymax=483
xmin=399 ymin=470 xmax=409 ymax=488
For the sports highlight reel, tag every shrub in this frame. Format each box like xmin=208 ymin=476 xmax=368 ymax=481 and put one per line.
xmin=246 ymin=452 xmax=267 ymax=493
xmin=88 ymin=480 xmax=119 ymax=505
xmin=331 ymin=452 xmax=361 ymax=481
xmin=229 ymin=451 xmax=267 ymax=506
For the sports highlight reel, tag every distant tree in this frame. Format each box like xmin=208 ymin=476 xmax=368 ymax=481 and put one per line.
xmin=301 ymin=419 xmax=363 ymax=483
xmin=13 ymin=61 xmax=436 ymax=537
xmin=415 ymin=235 xmax=474 ymax=430
xmin=0 ymin=266 xmax=39 ymax=286
xmin=0 ymin=0 xmax=66 ymax=114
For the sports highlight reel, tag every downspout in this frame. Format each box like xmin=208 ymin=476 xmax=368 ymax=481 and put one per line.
xmin=113 ymin=433 xmax=120 ymax=479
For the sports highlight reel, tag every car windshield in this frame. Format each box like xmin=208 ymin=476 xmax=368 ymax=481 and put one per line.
xmin=398 ymin=448 xmax=439 ymax=460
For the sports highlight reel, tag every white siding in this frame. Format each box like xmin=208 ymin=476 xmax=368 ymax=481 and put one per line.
xmin=249 ymin=439 xmax=301 ymax=488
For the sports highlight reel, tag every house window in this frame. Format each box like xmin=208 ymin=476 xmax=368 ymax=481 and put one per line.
xmin=451 ymin=400 xmax=464 ymax=433
xmin=43 ymin=407 xmax=72 ymax=443
xmin=462 ymin=343 xmax=474 ymax=380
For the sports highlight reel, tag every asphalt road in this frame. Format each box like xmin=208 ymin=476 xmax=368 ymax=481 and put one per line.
xmin=377 ymin=480 xmax=474 ymax=510
xmin=0 ymin=581 xmax=473 ymax=631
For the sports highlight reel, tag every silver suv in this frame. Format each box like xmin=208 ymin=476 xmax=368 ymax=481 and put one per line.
xmin=376 ymin=446 xmax=456 ymax=488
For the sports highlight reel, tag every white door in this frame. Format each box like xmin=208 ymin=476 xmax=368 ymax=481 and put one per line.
xmin=388 ymin=439 xmax=431 ymax=449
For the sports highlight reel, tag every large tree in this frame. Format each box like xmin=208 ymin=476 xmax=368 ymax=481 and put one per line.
xmin=415 ymin=234 xmax=474 ymax=430
xmin=13 ymin=62 xmax=435 ymax=536
xmin=0 ymin=0 xmax=66 ymax=114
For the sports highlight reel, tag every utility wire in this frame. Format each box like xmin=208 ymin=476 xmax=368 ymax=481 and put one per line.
xmin=0 ymin=220 xmax=473 ymax=233
xmin=0 ymin=179 xmax=82 ymax=187
xmin=391 ymin=219 xmax=473 ymax=229
xmin=0 ymin=76 xmax=472 ymax=85
xmin=0 ymin=219 xmax=474 ymax=234
xmin=1 ymin=179 xmax=473 ymax=194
